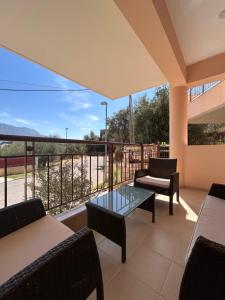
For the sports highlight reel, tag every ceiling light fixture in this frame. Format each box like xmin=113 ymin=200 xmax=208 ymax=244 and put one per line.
xmin=219 ymin=9 xmax=225 ymax=19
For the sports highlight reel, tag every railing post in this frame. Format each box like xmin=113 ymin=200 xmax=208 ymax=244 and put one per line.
xmin=140 ymin=143 xmax=144 ymax=169
xmin=108 ymin=144 xmax=114 ymax=192
xmin=32 ymin=141 xmax=35 ymax=198
xmin=4 ymin=157 xmax=7 ymax=207
xmin=24 ymin=141 xmax=27 ymax=200
xmin=157 ymin=143 xmax=160 ymax=158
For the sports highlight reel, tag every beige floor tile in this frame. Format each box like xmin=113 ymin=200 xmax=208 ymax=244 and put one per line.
xmin=173 ymin=239 xmax=189 ymax=266
xmin=98 ymin=249 xmax=122 ymax=285
xmin=124 ymin=245 xmax=172 ymax=293
xmin=93 ymin=231 xmax=105 ymax=245
xmin=126 ymin=216 xmax=154 ymax=243
xmin=99 ymin=232 xmax=139 ymax=262
xmin=105 ymin=268 xmax=159 ymax=300
xmin=161 ymin=262 xmax=184 ymax=300
xmin=129 ymin=207 xmax=154 ymax=224
xmin=143 ymin=227 xmax=178 ymax=260
xmin=86 ymin=290 xmax=96 ymax=300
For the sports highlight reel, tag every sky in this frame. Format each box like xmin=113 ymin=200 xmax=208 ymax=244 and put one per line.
xmin=0 ymin=48 xmax=157 ymax=139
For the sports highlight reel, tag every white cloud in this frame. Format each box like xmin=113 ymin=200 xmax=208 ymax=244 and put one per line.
xmin=55 ymin=77 xmax=93 ymax=111
xmin=0 ymin=112 xmax=10 ymax=118
xmin=87 ymin=114 xmax=99 ymax=121
xmin=58 ymin=112 xmax=100 ymax=135
xmin=14 ymin=118 xmax=38 ymax=126
xmin=58 ymin=113 xmax=77 ymax=125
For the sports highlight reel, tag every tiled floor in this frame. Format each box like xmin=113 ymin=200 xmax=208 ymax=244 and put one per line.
xmin=89 ymin=188 xmax=207 ymax=300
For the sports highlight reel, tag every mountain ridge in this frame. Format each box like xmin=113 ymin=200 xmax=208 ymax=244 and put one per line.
xmin=0 ymin=123 xmax=41 ymax=137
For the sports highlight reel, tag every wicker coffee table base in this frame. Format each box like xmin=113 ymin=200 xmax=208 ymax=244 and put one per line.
xmin=86 ymin=193 xmax=155 ymax=263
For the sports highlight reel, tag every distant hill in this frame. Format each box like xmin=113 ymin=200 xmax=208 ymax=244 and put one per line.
xmin=0 ymin=123 xmax=41 ymax=137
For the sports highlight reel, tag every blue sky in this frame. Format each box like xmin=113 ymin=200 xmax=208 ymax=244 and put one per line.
xmin=0 ymin=48 xmax=157 ymax=139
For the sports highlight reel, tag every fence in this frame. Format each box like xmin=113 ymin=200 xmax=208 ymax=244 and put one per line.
xmin=0 ymin=135 xmax=169 ymax=214
xmin=188 ymin=80 xmax=221 ymax=102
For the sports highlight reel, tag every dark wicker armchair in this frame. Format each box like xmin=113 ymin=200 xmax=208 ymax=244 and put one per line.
xmin=0 ymin=199 xmax=104 ymax=300
xmin=134 ymin=158 xmax=179 ymax=215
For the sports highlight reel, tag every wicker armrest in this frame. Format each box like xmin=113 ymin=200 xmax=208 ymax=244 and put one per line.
xmin=170 ymin=172 xmax=179 ymax=193
xmin=0 ymin=198 xmax=46 ymax=238
xmin=0 ymin=227 xmax=104 ymax=300
xmin=134 ymin=169 xmax=148 ymax=180
xmin=208 ymin=183 xmax=225 ymax=200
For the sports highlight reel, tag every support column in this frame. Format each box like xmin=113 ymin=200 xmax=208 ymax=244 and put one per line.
xmin=169 ymin=86 xmax=188 ymax=186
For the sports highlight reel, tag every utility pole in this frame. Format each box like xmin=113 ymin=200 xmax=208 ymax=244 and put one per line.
xmin=100 ymin=101 xmax=108 ymax=183
xmin=129 ymin=95 xmax=135 ymax=144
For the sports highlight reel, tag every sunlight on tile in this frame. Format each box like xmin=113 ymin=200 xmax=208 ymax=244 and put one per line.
xmin=179 ymin=197 xmax=198 ymax=222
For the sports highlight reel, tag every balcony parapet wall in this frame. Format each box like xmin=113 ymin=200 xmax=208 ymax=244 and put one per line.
xmin=188 ymin=80 xmax=225 ymax=123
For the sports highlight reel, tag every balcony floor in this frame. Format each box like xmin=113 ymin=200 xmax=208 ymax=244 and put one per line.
xmin=89 ymin=188 xmax=207 ymax=300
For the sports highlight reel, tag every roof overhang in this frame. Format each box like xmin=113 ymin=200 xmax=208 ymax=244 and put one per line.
xmin=1 ymin=0 xmax=225 ymax=98
xmin=0 ymin=0 xmax=168 ymax=99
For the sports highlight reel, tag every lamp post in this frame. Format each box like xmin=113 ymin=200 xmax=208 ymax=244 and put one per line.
xmin=65 ymin=128 xmax=69 ymax=139
xmin=100 ymin=101 xmax=108 ymax=183
xmin=65 ymin=128 xmax=69 ymax=153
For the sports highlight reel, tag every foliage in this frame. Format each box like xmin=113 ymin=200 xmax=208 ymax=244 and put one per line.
xmin=107 ymin=85 xmax=169 ymax=144
xmin=188 ymin=124 xmax=225 ymax=145
xmin=0 ymin=142 xmax=24 ymax=156
xmin=134 ymin=86 xmax=169 ymax=143
xmin=83 ymin=130 xmax=104 ymax=153
xmin=106 ymin=85 xmax=225 ymax=145
xmin=34 ymin=158 xmax=91 ymax=215
xmin=107 ymin=109 xmax=130 ymax=142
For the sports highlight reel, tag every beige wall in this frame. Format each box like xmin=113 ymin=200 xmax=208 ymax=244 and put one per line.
xmin=184 ymin=145 xmax=225 ymax=190
xmin=169 ymin=86 xmax=188 ymax=185
xmin=188 ymin=80 xmax=225 ymax=123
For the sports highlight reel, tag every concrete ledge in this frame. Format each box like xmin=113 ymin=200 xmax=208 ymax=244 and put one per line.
xmin=56 ymin=205 xmax=87 ymax=232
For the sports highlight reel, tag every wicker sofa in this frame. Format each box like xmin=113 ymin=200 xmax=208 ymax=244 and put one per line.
xmin=0 ymin=199 xmax=103 ymax=300
xmin=179 ymin=183 xmax=225 ymax=300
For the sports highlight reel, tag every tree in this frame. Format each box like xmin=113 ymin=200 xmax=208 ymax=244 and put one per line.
xmin=83 ymin=131 xmax=104 ymax=153
xmin=107 ymin=85 xmax=169 ymax=144
xmin=107 ymin=109 xmax=130 ymax=143
xmin=0 ymin=142 xmax=25 ymax=156
xmin=34 ymin=158 xmax=91 ymax=215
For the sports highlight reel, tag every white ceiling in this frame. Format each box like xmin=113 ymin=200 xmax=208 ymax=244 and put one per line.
xmin=166 ymin=0 xmax=225 ymax=65
xmin=0 ymin=0 xmax=166 ymax=99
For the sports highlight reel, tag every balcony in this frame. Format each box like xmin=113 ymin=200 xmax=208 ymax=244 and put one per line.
xmin=0 ymin=134 xmax=207 ymax=300
xmin=1 ymin=1 xmax=225 ymax=299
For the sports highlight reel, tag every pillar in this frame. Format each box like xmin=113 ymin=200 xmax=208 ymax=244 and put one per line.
xmin=169 ymin=86 xmax=188 ymax=186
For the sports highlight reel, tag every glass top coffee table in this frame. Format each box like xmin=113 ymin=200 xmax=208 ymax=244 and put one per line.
xmin=86 ymin=184 xmax=155 ymax=263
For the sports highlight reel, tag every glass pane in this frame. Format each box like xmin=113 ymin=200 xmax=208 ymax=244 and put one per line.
xmin=89 ymin=184 xmax=154 ymax=216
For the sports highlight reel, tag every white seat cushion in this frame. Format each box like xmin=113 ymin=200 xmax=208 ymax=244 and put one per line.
xmin=0 ymin=215 xmax=73 ymax=285
xmin=186 ymin=195 xmax=225 ymax=261
xmin=136 ymin=175 xmax=170 ymax=188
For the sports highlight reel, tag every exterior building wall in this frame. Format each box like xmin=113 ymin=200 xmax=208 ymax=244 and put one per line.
xmin=184 ymin=145 xmax=225 ymax=190
xmin=169 ymin=86 xmax=188 ymax=185
xmin=188 ymin=80 xmax=225 ymax=123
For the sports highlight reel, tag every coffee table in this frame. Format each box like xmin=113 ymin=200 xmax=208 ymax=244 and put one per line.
xmin=85 ymin=184 xmax=155 ymax=263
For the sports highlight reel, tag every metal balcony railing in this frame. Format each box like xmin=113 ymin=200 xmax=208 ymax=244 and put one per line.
xmin=188 ymin=80 xmax=221 ymax=102
xmin=0 ymin=134 xmax=169 ymax=215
